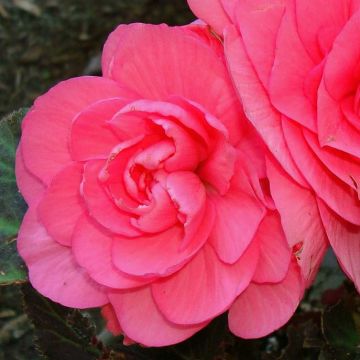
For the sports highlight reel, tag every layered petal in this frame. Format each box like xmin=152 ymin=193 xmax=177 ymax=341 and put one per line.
xmin=252 ymin=212 xmax=292 ymax=284
xmin=152 ymin=241 xmax=259 ymax=325
xmin=282 ymin=119 xmax=360 ymax=225
xmin=82 ymin=160 xmax=141 ymax=237
xmin=112 ymin=202 xmax=215 ymax=278
xmin=187 ymin=0 xmax=231 ymax=34
xmin=17 ymin=208 xmax=107 ymax=308
xmin=209 ymin=165 xmax=265 ymax=264
xmin=318 ymin=201 xmax=360 ymax=292
xmin=15 ymin=144 xmax=45 ymax=206
xmin=108 ymin=286 xmax=207 ymax=347
xmin=37 ymin=163 xmax=84 ymax=246
xmin=102 ymin=23 xmax=243 ymax=144
xmin=70 ymin=98 xmax=128 ymax=161
xmin=228 ymin=260 xmax=303 ymax=339
xmin=72 ymin=215 xmax=150 ymax=289
xmin=21 ymin=76 xmax=127 ymax=184
xmin=267 ymin=157 xmax=328 ymax=284
xmin=224 ymin=25 xmax=307 ymax=187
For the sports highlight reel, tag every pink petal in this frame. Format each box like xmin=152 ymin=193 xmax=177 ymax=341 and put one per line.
xmin=82 ymin=160 xmax=141 ymax=237
xmin=235 ymin=0 xmax=285 ymax=86
xmin=304 ymin=130 xmax=360 ymax=192
xmin=17 ymin=208 xmax=107 ymax=308
xmin=70 ymin=98 xmax=127 ymax=161
xmin=112 ymin=202 xmax=215 ymax=277
xmin=198 ymin=137 xmax=236 ymax=195
xmin=102 ymin=23 xmax=241 ymax=142
xmin=317 ymin=79 xmax=360 ymax=157
xmin=108 ymin=286 xmax=207 ymax=347
xmin=132 ymin=183 xmax=178 ymax=233
xmin=267 ymin=157 xmax=328 ymax=285
xmin=295 ymin=0 xmax=352 ymax=61
xmin=187 ymin=0 xmax=231 ymax=34
xmin=152 ymin=241 xmax=259 ymax=325
xmin=155 ymin=118 xmax=204 ymax=172
xmin=269 ymin=4 xmax=317 ymax=131
xmin=224 ymin=26 xmax=307 ymax=187
xmin=209 ymin=164 xmax=265 ymax=264
xmin=282 ymin=119 xmax=360 ymax=225
xmin=72 ymin=215 xmax=150 ymax=289
xmin=37 ymin=163 xmax=84 ymax=246
xmin=318 ymin=201 xmax=360 ymax=292
xmin=15 ymin=144 xmax=45 ymax=206
xmin=228 ymin=260 xmax=303 ymax=339
xmin=21 ymin=76 xmax=127 ymax=185
xmin=166 ymin=172 xmax=209 ymax=248
xmin=252 ymin=212 xmax=291 ymax=284
xmin=101 ymin=304 xmax=122 ymax=336
xmin=322 ymin=11 xmax=360 ymax=101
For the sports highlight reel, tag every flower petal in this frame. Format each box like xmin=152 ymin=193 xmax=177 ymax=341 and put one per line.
xmin=37 ymin=163 xmax=84 ymax=246
xmin=209 ymin=164 xmax=265 ymax=264
xmin=318 ymin=200 xmax=360 ymax=292
xmin=21 ymin=76 xmax=127 ymax=184
xmin=267 ymin=157 xmax=328 ymax=285
xmin=72 ymin=215 xmax=150 ymax=289
xmin=70 ymin=98 xmax=128 ymax=161
xmin=82 ymin=160 xmax=141 ymax=237
xmin=108 ymin=286 xmax=207 ymax=347
xmin=187 ymin=0 xmax=231 ymax=34
xmin=15 ymin=143 xmax=45 ymax=206
xmin=103 ymin=23 xmax=242 ymax=143
xmin=17 ymin=208 xmax=107 ymax=308
xmin=252 ymin=212 xmax=292 ymax=284
xmin=224 ymin=26 xmax=307 ymax=187
xmin=112 ymin=202 xmax=215 ymax=278
xmin=152 ymin=241 xmax=259 ymax=325
xmin=228 ymin=260 xmax=303 ymax=339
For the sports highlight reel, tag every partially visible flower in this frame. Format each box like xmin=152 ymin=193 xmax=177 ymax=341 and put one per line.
xmin=16 ymin=22 xmax=324 ymax=346
xmin=189 ymin=0 xmax=360 ymax=290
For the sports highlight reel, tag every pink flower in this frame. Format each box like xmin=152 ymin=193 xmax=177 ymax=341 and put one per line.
xmin=189 ymin=0 xmax=360 ymax=292
xmin=16 ymin=23 xmax=318 ymax=346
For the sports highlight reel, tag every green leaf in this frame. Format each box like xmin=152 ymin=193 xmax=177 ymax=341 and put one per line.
xmin=22 ymin=283 xmax=106 ymax=360
xmin=0 ymin=108 xmax=28 ymax=285
xmin=322 ymin=301 xmax=360 ymax=351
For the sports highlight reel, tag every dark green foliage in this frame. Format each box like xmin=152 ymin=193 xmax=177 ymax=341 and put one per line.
xmin=0 ymin=109 xmax=27 ymax=285
xmin=22 ymin=283 xmax=107 ymax=360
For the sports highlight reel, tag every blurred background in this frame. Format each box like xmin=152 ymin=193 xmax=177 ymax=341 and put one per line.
xmin=0 ymin=0 xmax=194 ymax=118
xmin=0 ymin=1 xmax=359 ymax=359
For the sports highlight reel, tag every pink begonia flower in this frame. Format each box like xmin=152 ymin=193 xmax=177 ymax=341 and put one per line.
xmin=16 ymin=22 xmax=325 ymax=346
xmin=188 ymin=0 xmax=360 ymax=292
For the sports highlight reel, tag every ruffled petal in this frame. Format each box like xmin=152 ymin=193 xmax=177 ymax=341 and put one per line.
xmin=252 ymin=212 xmax=292 ymax=284
xmin=282 ymin=119 xmax=360 ymax=225
xmin=112 ymin=202 xmax=215 ymax=278
xmin=37 ymin=163 xmax=84 ymax=246
xmin=224 ymin=26 xmax=307 ymax=187
xmin=108 ymin=286 xmax=207 ymax=347
xmin=21 ymin=76 xmax=127 ymax=184
xmin=228 ymin=260 xmax=303 ymax=339
xmin=209 ymin=165 xmax=265 ymax=264
xmin=102 ymin=23 xmax=242 ymax=143
xmin=267 ymin=157 xmax=328 ymax=285
xmin=72 ymin=215 xmax=150 ymax=289
xmin=17 ymin=208 xmax=107 ymax=308
xmin=15 ymin=144 xmax=45 ymax=206
xmin=82 ymin=160 xmax=141 ymax=237
xmin=187 ymin=0 xmax=231 ymax=34
xmin=152 ymin=241 xmax=259 ymax=325
xmin=318 ymin=201 xmax=360 ymax=292
xmin=70 ymin=98 xmax=128 ymax=161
